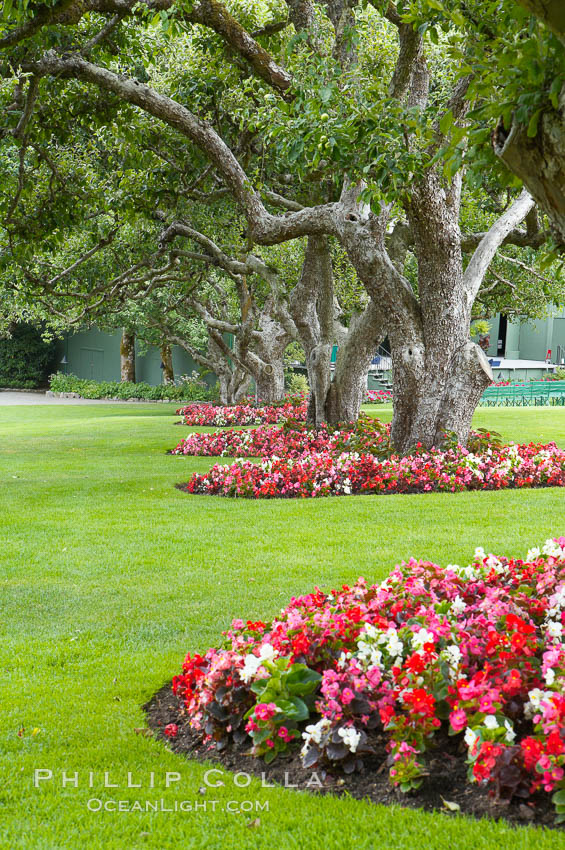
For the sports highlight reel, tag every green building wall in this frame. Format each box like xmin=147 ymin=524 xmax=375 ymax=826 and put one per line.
xmin=486 ymin=309 xmax=565 ymax=365
xmin=56 ymin=328 xmax=213 ymax=386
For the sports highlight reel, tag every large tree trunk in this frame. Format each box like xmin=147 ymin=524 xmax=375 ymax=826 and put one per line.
xmin=160 ymin=342 xmax=174 ymax=384
xmin=245 ymin=307 xmax=289 ymax=404
xmin=326 ymin=300 xmax=386 ymax=423
xmin=390 ymin=339 xmax=492 ymax=453
xmin=493 ymin=85 xmax=565 ymax=251
xmin=120 ymin=329 xmax=135 ymax=382
xmin=255 ymin=361 xmax=285 ymax=403
xmin=306 ymin=342 xmax=333 ymax=425
xmin=383 ymin=171 xmax=528 ymax=453
xmin=287 ymin=236 xmax=334 ymax=425
xmin=287 ymin=235 xmax=385 ymax=425
xmin=218 ymin=367 xmax=250 ymax=405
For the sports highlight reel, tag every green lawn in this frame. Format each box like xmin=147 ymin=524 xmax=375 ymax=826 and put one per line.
xmin=1 ymin=403 xmax=565 ymax=850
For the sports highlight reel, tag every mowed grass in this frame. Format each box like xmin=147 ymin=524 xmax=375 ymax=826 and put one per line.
xmin=1 ymin=403 xmax=565 ymax=850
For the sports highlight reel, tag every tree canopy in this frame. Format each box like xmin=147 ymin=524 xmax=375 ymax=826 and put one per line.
xmin=1 ymin=1 xmax=563 ymax=444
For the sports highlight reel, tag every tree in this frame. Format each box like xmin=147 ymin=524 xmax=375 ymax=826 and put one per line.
xmin=159 ymin=341 xmax=174 ymax=384
xmin=1 ymin=1 xmax=559 ymax=448
xmin=492 ymin=1 xmax=565 ymax=250
xmin=120 ymin=328 xmax=136 ymax=382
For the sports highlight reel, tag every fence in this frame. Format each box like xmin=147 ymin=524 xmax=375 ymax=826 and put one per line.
xmin=479 ymin=380 xmax=565 ymax=406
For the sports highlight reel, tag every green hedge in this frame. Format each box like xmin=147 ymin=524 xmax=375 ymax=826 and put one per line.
xmin=49 ymin=372 xmax=218 ymax=402
xmin=0 ymin=324 xmax=57 ymax=388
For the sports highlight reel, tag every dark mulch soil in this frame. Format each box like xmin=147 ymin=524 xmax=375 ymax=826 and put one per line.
xmin=144 ymin=682 xmax=560 ymax=829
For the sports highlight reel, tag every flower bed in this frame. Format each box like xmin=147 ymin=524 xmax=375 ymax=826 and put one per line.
xmin=171 ymin=417 xmax=390 ymax=459
xmin=175 ymin=390 xmax=390 ymax=426
xmin=151 ymin=541 xmax=565 ymax=823
xmin=176 ymin=396 xmax=308 ymax=426
xmin=176 ymin=437 xmax=565 ymax=498
xmin=364 ymin=388 xmax=392 ymax=403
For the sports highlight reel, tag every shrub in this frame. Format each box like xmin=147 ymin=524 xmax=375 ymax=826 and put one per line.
xmin=168 ymin=540 xmax=565 ymax=820
xmin=287 ymin=373 xmax=310 ymax=396
xmin=49 ymin=373 xmax=216 ymax=401
xmin=0 ymin=324 xmax=57 ymax=388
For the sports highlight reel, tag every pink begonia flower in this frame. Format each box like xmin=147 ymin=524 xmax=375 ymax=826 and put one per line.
xmin=255 ymin=703 xmax=278 ymax=721
xmin=449 ymin=710 xmax=468 ymax=732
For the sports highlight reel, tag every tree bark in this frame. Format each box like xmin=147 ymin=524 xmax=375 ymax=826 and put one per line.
xmin=218 ymin=368 xmax=250 ymax=405
xmin=326 ymin=300 xmax=386 ymax=423
xmin=160 ymin=342 xmax=174 ymax=384
xmin=389 ymin=339 xmax=492 ymax=453
xmin=514 ymin=0 xmax=565 ymax=42
xmin=255 ymin=361 xmax=285 ymax=403
xmin=120 ymin=329 xmax=135 ymax=382
xmin=243 ymin=304 xmax=289 ymax=403
xmin=286 ymin=235 xmax=385 ymax=425
xmin=493 ymin=89 xmax=565 ymax=251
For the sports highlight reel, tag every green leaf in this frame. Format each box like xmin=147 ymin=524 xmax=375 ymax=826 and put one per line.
xmin=289 ymin=696 xmax=310 ymax=721
xmin=252 ymin=728 xmax=272 ymax=746
xmin=439 ymin=109 xmax=454 ymax=136
xmin=527 ymin=109 xmax=542 ymax=138
xmin=450 ymin=10 xmax=466 ymax=27
xmin=263 ymin=747 xmax=277 ymax=764
xmin=549 ymin=77 xmax=562 ymax=110
xmin=285 ymin=665 xmax=322 ymax=690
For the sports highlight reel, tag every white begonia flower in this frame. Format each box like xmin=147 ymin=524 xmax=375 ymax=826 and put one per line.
xmin=545 ymin=668 xmax=556 ymax=686
xmin=240 ymin=643 xmax=277 ymax=683
xmin=385 ymin=631 xmax=404 ymax=660
xmin=302 ymin=717 xmax=331 ymax=744
xmin=527 ymin=687 xmax=544 ymax=707
xmin=362 ymin=623 xmax=378 ymax=640
xmin=451 ymin=595 xmax=467 ymax=615
xmin=527 ymin=547 xmax=541 ymax=561
xmin=474 ymin=546 xmax=485 ymax=560
xmin=411 ymin=628 xmax=434 ymax=651
xmin=483 ymin=715 xmax=499 ymax=730
xmin=464 ymin=727 xmax=479 ymax=749
xmin=546 ymin=621 xmax=563 ymax=639
xmin=337 ymin=726 xmax=362 ymax=753
xmin=542 ymin=539 xmax=562 ymax=558
xmin=525 ymin=687 xmax=554 ymax=718
xmin=444 ymin=644 xmax=462 ymax=665
xmin=356 ymin=639 xmax=383 ymax=669
xmin=301 ymin=718 xmax=331 ymax=756
xmin=504 ymin=720 xmax=516 ymax=743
